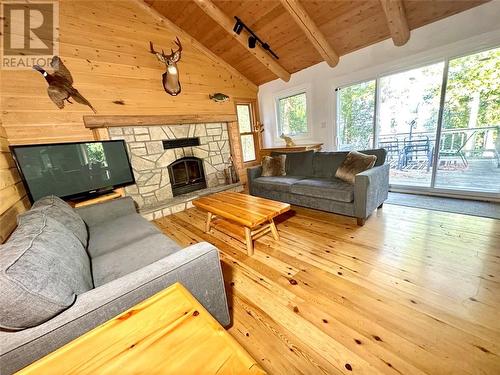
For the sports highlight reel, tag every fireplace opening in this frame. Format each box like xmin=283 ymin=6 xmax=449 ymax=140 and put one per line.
xmin=167 ymin=157 xmax=207 ymax=196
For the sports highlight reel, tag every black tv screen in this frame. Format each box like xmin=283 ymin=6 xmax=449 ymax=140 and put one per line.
xmin=11 ymin=140 xmax=135 ymax=202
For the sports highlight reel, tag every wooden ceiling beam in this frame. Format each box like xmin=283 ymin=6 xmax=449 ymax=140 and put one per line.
xmin=279 ymin=0 xmax=339 ymax=68
xmin=379 ymin=0 xmax=410 ymax=46
xmin=192 ymin=0 xmax=291 ymax=82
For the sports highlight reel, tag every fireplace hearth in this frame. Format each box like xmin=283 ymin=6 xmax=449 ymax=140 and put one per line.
xmin=168 ymin=157 xmax=207 ymax=196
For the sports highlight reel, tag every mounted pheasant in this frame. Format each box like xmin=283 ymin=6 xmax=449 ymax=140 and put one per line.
xmin=149 ymin=37 xmax=183 ymax=96
xmin=33 ymin=56 xmax=96 ymax=113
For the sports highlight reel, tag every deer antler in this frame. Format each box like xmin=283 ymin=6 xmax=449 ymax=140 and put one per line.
xmin=149 ymin=38 xmax=182 ymax=64
xmin=149 ymin=41 xmax=165 ymax=63
xmin=167 ymin=37 xmax=182 ymax=63
xmin=174 ymin=37 xmax=182 ymax=53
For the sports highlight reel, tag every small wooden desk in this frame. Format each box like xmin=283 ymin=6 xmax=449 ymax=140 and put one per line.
xmin=192 ymin=192 xmax=290 ymax=256
xmin=17 ymin=283 xmax=265 ymax=375
xmin=260 ymin=143 xmax=323 ymax=157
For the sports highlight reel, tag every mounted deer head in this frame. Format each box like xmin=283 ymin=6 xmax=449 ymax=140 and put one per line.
xmin=149 ymin=37 xmax=183 ymax=96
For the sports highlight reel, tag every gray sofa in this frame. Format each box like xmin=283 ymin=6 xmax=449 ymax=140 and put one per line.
xmin=247 ymin=149 xmax=389 ymax=225
xmin=0 ymin=196 xmax=229 ymax=374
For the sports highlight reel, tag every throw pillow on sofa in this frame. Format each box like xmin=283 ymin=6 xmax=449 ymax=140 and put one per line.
xmin=335 ymin=151 xmax=377 ymax=184
xmin=28 ymin=195 xmax=88 ymax=247
xmin=261 ymin=155 xmax=286 ymax=177
xmin=0 ymin=210 xmax=93 ymax=330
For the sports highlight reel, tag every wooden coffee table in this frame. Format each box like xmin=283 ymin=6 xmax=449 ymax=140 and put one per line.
xmin=192 ymin=192 xmax=290 ymax=256
xmin=17 ymin=283 xmax=265 ymax=374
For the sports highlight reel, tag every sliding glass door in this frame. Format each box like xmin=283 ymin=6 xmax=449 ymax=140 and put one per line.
xmin=378 ymin=62 xmax=444 ymax=187
xmin=434 ymin=48 xmax=500 ymax=194
xmin=336 ymin=46 xmax=499 ymax=197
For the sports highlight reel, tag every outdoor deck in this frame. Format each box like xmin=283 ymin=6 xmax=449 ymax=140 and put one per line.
xmin=389 ymin=159 xmax=500 ymax=193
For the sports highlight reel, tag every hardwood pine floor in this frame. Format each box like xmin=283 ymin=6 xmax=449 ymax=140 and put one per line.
xmin=154 ymin=203 xmax=500 ymax=375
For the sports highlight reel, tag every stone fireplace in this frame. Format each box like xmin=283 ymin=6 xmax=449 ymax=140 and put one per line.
xmin=107 ymin=122 xmax=242 ymax=219
xmin=168 ymin=156 xmax=206 ymax=196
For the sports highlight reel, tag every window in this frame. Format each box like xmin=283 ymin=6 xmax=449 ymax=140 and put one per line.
xmin=236 ymin=103 xmax=257 ymax=163
xmin=277 ymin=92 xmax=309 ymax=136
xmin=335 ymin=46 xmax=499 ymax=196
xmin=337 ymin=80 xmax=376 ymax=150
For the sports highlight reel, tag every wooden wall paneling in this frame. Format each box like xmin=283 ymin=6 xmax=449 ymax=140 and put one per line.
xmin=0 ymin=122 xmax=30 ymax=243
xmin=135 ymin=0 xmax=257 ymax=90
xmin=0 ymin=197 xmax=31 ymax=244
xmin=0 ymin=0 xmax=258 ymax=240
xmin=227 ymin=121 xmax=245 ymax=184
xmin=92 ymin=128 xmax=110 ymax=141
xmin=1 ymin=0 xmax=257 ymax=146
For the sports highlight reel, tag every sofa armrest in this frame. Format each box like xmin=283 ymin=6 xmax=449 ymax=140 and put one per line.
xmin=247 ymin=165 xmax=262 ymax=195
xmin=354 ymin=164 xmax=390 ymax=219
xmin=75 ymin=196 xmax=137 ymax=226
xmin=0 ymin=242 xmax=229 ymax=375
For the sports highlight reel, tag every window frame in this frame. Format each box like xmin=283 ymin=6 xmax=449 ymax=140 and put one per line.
xmin=333 ymin=43 xmax=500 ymax=148
xmin=274 ymin=85 xmax=312 ymax=142
xmin=235 ymin=100 xmax=259 ymax=165
xmin=335 ymin=78 xmax=378 ymax=151
xmin=333 ymin=44 xmax=500 ymax=199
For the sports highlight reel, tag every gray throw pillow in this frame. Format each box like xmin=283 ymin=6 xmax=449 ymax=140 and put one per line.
xmin=335 ymin=151 xmax=377 ymax=184
xmin=29 ymin=195 xmax=88 ymax=247
xmin=261 ymin=155 xmax=286 ymax=177
xmin=0 ymin=211 xmax=93 ymax=330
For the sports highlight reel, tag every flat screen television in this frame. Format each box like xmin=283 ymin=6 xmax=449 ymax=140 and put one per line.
xmin=11 ymin=140 xmax=135 ymax=203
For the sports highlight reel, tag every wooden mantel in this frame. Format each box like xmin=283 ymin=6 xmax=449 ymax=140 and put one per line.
xmin=83 ymin=114 xmax=238 ymax=128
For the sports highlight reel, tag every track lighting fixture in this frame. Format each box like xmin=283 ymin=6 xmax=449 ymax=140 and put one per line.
xmin=233 ymin=19 xmax=243 ymax=34
xmin=232 ymin=16 xmax=279 ymax=59
xmin=248 ymin=35 xmax=256 ymax=49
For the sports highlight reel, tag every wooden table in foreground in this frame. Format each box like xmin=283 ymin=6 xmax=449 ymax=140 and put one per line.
xmin=17 ymin=283 xmax=265 ymax=375
xmin=192 ymin=191 xmax=291 ymax=256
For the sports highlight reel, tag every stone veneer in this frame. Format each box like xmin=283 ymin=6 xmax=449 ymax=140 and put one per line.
xmin=108 ymin=123 xmax=233 ymax=215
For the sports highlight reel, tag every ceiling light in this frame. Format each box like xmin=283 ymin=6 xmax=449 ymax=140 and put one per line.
xmin=232 ymin=16 xmax=279 ymax=59
xmin=248 ymin=36 xmax=256 ymax=49
xmin=233 ymin=19 xmax=243 ymax=35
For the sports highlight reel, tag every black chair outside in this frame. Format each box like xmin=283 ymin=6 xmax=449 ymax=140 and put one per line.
xmin=398 ymin=136 xmax=434 ymax=171
xmin=378 ymin=139 xmax=400 ymax=168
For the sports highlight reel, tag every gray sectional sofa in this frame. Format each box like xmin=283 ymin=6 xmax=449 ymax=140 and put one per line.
xmin=0 ymin=196 xmax=229 ymax=374
xmin=247 ymin=149 xmax=389 ymax=225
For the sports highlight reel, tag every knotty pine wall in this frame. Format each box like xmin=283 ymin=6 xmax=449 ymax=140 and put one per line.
xmin=0 ymin=121 xmax=30 ymax=243
xmin=0 ymin=0 xmax=257 ymax=242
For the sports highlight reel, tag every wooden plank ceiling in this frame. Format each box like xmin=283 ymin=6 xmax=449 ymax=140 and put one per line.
xmin=145 ymin=0 xmax=487 ymax=85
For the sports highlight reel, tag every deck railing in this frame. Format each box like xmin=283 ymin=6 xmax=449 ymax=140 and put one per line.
xmin=377 ymin=125 xmax=499 ymax=169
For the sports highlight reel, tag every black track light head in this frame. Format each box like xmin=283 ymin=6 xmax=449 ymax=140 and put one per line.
xmin=232 ymin=16 xmax=279 ymax=59
xmin=248 ymin=35 xmax=257 ymax=48
xmin=233 ymin=19 xmax=243 ymax=35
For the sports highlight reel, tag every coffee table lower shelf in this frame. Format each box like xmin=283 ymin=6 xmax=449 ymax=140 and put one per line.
xmin=206 ymin=213 xmax=280 ymax=256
